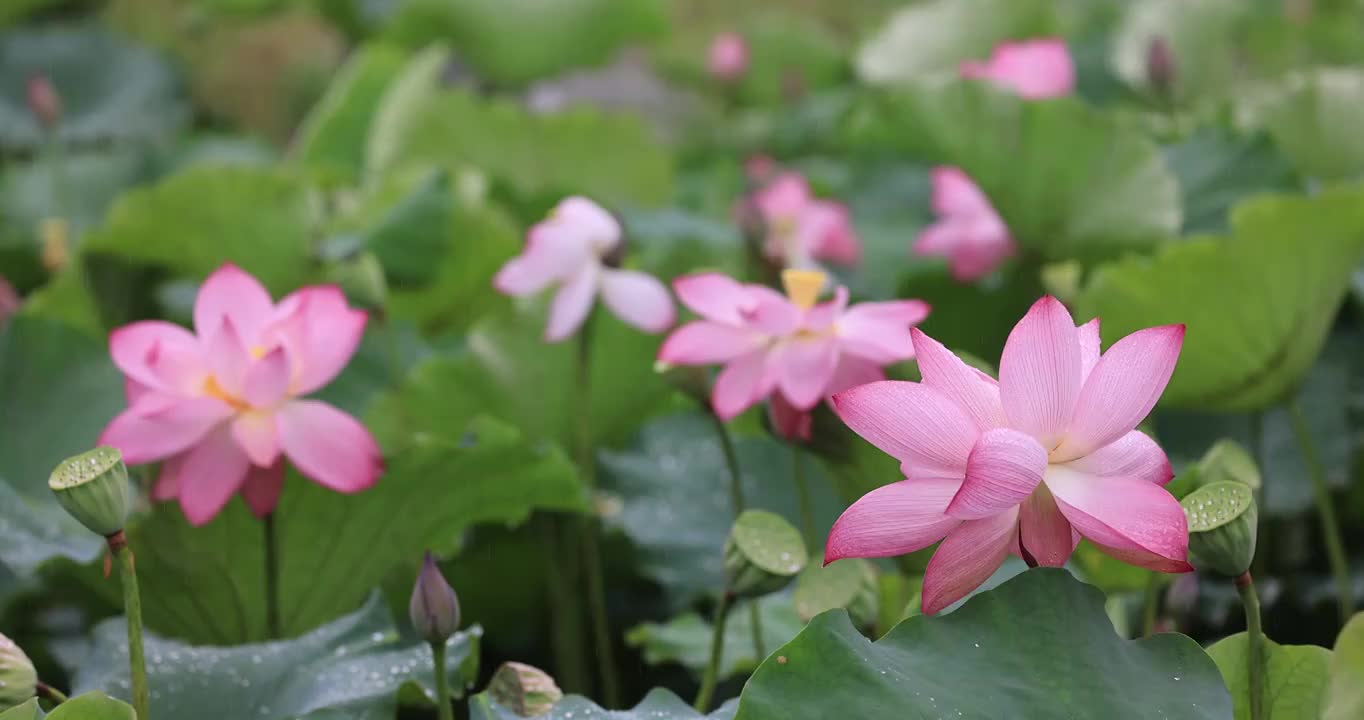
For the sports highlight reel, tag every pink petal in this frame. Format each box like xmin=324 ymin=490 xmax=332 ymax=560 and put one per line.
xmin=825 ymin=355 xmax=885 ymax=397
xmin=1054 ymin=325 xmax=1184 ymax=462
xmin=493 ymin=224 xmax=593 ymax=296
xmin=658 ymin=321 xmax=767 ymax=365
xmin=193 ymin=263 xmax=275 ymax=345
xmin=1063 ymin=430 xmax=1172 ymax=485
xmin=1018 ymin=483 xmax=1075 ymax=567
xmin=1045 ymin=466 xmax=1192 ymax=573
xmin=837 ymin=300 xmax=931 ymax=364
xmin=753 ymin=173 xmax=811 ymax=223
xmin=550 ymin=196 xmax=621 ymax=253
xmin=177 ymin=424 xmax=252 ymax=526
xmin=824 ymin=479 xmax=962 ymax=563
xmin=672 ymin=273 xmax=752 ymax=324
xmin=774 ymin=335 xmax=840 ymax=410
xmin=712 ymin=349 xmax=776 ymax=421
xmin=707 ymin=32 xmax=748 ymax=81
xmin=922 ymin=507 xmax=1019 ymax=614
xmin=277 ymin=400 xmax=382 ymax=493
xmin=152 ymin=453 xmax=186 ymax=501
xmin=911 ymin=328 xmax=1004 ymax=432
xmin=930 ymin=167 xmax=993 ymax=217
xmin=947 ymin=428 xmax=1047 ymax=520
xmin=998 ymin=296 xmax=1081 ymax=448
xmin=241 ymin=346 xmax=291 ymax=408
xmin=1077 ymin=317 xmax=1101 ymax=385
xmin=599 ymin=269 xmax=675 ymax=334
xmin=741 ymin=286 xmax=802 ymax=336
xmin=544 ymin=262 xmax=600 ymax=343
xmin=231 ymin=411 xmax=279 ymax=467
xmin=767 ymin=392 xmax=812 ymax=442
xmin=803 ymin=286 xmax=849 ymax=332
xmin=831 ymin=381 xmax=978 ymax=477
xmin=109 ymin=321 xmax=206 ymax=394
xmin=270 ymin=286 xmax=368 ymax=395
xmin=241 ymin=461 xmax=284 ymax=518
xmin=203 ymin=317 xmax=251 ymax=398
xmin=794 ymin=201 xmax=861 ymax=265
xmin=969 ymin=39 xmax=1075 ymax=100
xmin=100 ymin=396 xmax=234 ymax=464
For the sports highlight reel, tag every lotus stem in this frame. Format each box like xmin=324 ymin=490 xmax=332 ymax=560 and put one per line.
xmin=791 ymin=445 xmax=817 ymax=550
xmin=264 ymin=512 xmax=282 ymax=639
xmin=35 ymin=681 xmax=68 ymax=705
xmin=431 ymin=641 xmax=454 ymax=720
xmin=1286 ymin=399 xmax=1353 ymax=623
xmin=1236 ymin=572 xmax=1266 ymax=720
xmin=707 ymin=412 xmax=765 ymax=660
xmin=693 ymin=591 xmax=733 ymax=712
xmin=1141 ymin=572 xmax=1160 ymax=637
xmin=1249 ymin=411 xmax=1267 ymax=579
xmin=110 ymin=533 xmax=149 ymax=719
xmin=573 ymin=312 xmax=622 ymax=707
xmin=541 ymin=519 xmax=588 ymax=693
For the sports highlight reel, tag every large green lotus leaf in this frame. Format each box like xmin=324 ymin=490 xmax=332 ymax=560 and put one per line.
xmin=735 ymin=569 xmax=1231 ymax=719
xmin=1077 ymin=186 xmax=1364 ymax=411
xmin=470 ymin=688 xmax=735 ymax=720
xmin=74 ymin=594 xmax=480 ymax=720
xmin=380 ymin=0 xmax=666 ymax=87
xmin=0 ymin=699 xmax=41 ymax=719
xmin=627 ymin=592 xmax=805 ymax=681
xmin=373 ymin=89 xmax=673 ymax=206
xmin=0 ymin=148 xmax=156 ymax=257
xmin=99 ymin=417 xmax=580 ymax=644
xmin=45 ymin=693 xmax=133 ymax=720
xmin=0 ymin=315 xmax=118 ymax=574
xmin=81 ymin=165 xmax=316 ymax=295
xmin=1326 ymin=613 xmax=1364 ymax=720
xmin=855 ymin=0 xmax=1059 ymax=85
xmin=1236 ymin=68 xmax=1364 ymax=181
xmin=292 ymin=43 xmax=407 ymax=185
xmin=0 ymin=24 xmax=186 ymax=152
xmin=1164 ymin=129 xmax=1300 ymax=234
xmin=846 ymin=81 xmax=1180 ymax=262
xmin=1208 ymin=632 xmax=1331 ymax=720
xmin=597 ymin=412 xmax=843 ymax=604
xmin=324 ymin=167 xmax=453 ymax=287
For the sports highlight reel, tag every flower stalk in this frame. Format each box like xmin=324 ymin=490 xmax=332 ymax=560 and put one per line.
xmin=1286 ymin=398 xmax=1353 ymax=622
xmin=790 ymin=446 xmax=816 ymax=550
xmin=1235 ymin=572 xmax=1265 ymax=720
xmin=264 ymin=512 xmax=281 ymax=639
xmin=35 ymin=681 xmax=68 ymax=705
xmin=431 ymin=641 xmax=454 ymax=720
xmin=693 ymin=591 xmax=732 ymax=713
xmin=707 ymin=411 xmax=765 ymax=660
xmin=110 ymin=532 xmax=149 ymax=720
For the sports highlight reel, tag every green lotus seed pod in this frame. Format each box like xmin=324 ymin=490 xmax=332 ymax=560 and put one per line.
xmin=48 ymin=446 xmax=131 ymax=537
xmin=0 ymin=633 xmax=37 ymax=710
xmin=487 ymin=662 xmax=563 ymax=717
xmin=1182 ymin=481 xmax=1258 ymax=577
xmin=793 ymin=557 xmax=879 ymax=627
xmin=723 ymin=510 xmax=807 ymax=599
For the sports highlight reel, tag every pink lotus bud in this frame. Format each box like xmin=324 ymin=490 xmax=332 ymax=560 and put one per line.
xmin=708 ymin=33 xmax=748 ymax=82
xmin=26 ymin=74 xmax=61 ymax=130
xmin=0 ymin=275 xmax=19 ymax=326
xmin=410 ymin=552 xmax=460 ymax=644
xmin=1146 ymin=36 xmax=1176 ymax=98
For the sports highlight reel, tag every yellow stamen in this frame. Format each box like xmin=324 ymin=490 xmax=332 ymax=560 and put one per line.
xmin=249 ymin=345 xmax=268 ymax=360
xmin=202 ymin=376 xmax=248 ymax=410
xmin=781 ymin=269 xmax=827 ymax=310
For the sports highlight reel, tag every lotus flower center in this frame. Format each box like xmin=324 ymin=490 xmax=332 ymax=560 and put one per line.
xmin=781 ymin=269 xmax=826 ymax=310
xmin=202 ymin=375 xmax=248 ymax=410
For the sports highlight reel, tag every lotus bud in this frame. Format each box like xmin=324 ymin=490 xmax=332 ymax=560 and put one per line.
xmin=487 ymin=662 xmax=563 ymax=717
xmin=26 ymin=74 xmax=61 ymax=130
xmin=48 ymin=447 xmax=131 ymax=537
xmin=1146 ymin=36 xmax=1176 ymax=100
xmin=410 ymin=552 xmax=460 ymax=644
xmin=0 ymin=633 xmax=36 ymax=709
xmin=1182 ymin=481 xmax=1258 ymax=577
xmin=723 ymin=510 xmax=806 ymax=599
xmin=707 ymin=33 xmax=748 ymax=83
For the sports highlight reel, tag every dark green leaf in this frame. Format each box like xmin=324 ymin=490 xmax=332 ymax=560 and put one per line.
xmin=470 ymin=688 xmax=735 ymax=720
xmin=0 ymin=699 xmax=41 ymax=719
xmin=627 ymin=593 xmax=805 ymax=681
xmin=45 ymin=693 xmax=133 ymax=720
xmin=1164 ymin=129 xmax=1299 ymax=234
xmin=1208 ymin=632 xmax=1330 ymax=720
xmin=328 ymin=168 xmax=453 ymax=287
xmin=293 ymin=44 xmax=408 ymax=185
xmin=1326 ymin=612 xmax=1364 ymax=720
xmin=1237 ymin=68 xmax=1364 ymax=181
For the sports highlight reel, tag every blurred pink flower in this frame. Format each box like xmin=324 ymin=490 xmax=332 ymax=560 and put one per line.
xmin=826 ymin=296 xmax=1190 ymax=614
xmin=0 ymin=275 xmax=19 ymax=324
xmin=708 ymin=32 xmax=749 ymax=82
xmin=914 ymin=167 xmax=1015 ymax=282
xmin=658 ymin=270 xmax=929 ymax=436
xmin=495 ymin=197 xmax=674 ymax=342
xmin=753 ymin=173 xmax=861 ymax=267
xmin=960 ymin=39 xmax=1075 ymax=100
xmin=100 ymin=264 xmax=381 ymax=526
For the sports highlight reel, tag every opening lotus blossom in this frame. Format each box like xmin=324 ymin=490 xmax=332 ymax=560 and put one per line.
xmin=658 ymin=269 xmax=929 ymax=437
xmin=99 ymin=264 xmax=382 ymax=526
xmin=826 ymin=296 xmax=1190 ymax=614
xmin=914 ymin=167 xmax=1015 ymax=282
xmin=751 ymin=173 xmax=861 ymax=269
xmin=494 ymin=196 xmax=675 ymax=342
xmin=959 ymin=38 xmax=1075 ymax=100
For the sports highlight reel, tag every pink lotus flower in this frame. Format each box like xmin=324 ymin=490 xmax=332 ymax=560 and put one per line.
xmin=0 ymin=274 xmax=18 ymax=325
xmin=494 ymin=197 xmax=675 ymax=342
xmin=708 ymin=32 xmax=749 ymax=82
xmin=914 ymin=167 xmax=1015 ymax=282
xmin=826 ymin=297 xmax=1190 ymax=614
xmin=752 ymin=173 xmax=861 ymax=268
xmin=100 ymin=264 xmax=382 ymax=526
xmin=960 ymin=39 xmax=1075 ymax=100
xmin=658 ymin=270 xmax=929 ymax=435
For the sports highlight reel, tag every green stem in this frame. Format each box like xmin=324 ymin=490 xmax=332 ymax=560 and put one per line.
xmin=707 ymin=412 xmax=765 ymax=660
xmin=431 ymin=641 xmax=454 ymax=720
xmin=791 ymin=445 xmax=817 ymax=550
xmin=574 ymin=313 xmax=622 ymax=708
xmin=112 ymin=537 xmax=149 ymax=720
xmin=35 ymin=681 xmax=68 ymax=705
xmin=263 ymin=512 xmax=282 ymax=639
xmin=1141 ymin=573 xmax=1161 ymax=637
xmin=1287 ymin=398 xmax=1354 ymax=623
xmin=541 ymin=518 xmax=588 ymax=693
xmin=1236 ymin=572 xmax=1266 ymax=720
xmin=1249 ymin=412 xmax=1268 ymax=579
xmin=693 ymin=592 xmax=733 ymax=712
